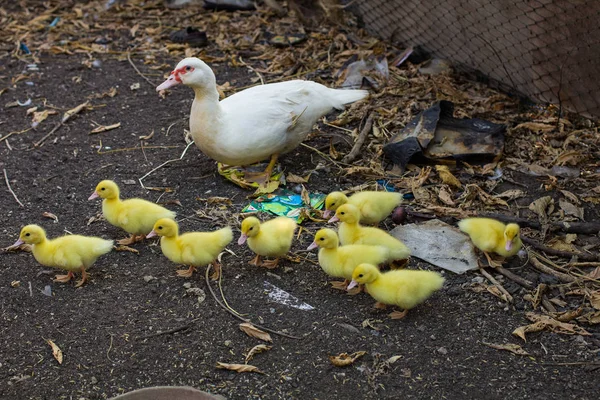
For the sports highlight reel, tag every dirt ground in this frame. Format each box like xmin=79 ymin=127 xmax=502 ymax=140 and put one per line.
xmin=1 ymin=2 xmax=600 ymax=400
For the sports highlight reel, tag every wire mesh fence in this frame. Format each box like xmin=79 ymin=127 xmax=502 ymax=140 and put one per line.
xmin=351 ymin=0 xmax=600 ymax=119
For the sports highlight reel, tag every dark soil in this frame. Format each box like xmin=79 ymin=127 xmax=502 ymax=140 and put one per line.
xmin=1 ymin=8 xmax=599 ymax=400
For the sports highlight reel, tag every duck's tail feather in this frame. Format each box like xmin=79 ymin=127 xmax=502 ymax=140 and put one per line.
xmin=331 ymin=88 xmax=369 ymax=109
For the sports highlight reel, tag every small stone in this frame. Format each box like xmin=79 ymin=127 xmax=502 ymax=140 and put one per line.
xmin=90 ymin=376 xmax=98 ymax=384
xmin=183 ymin=282 xmax=192 ymax=289
xmin=283 ymin=267 xmax=293 ymax=274
xmin=430 ymin=334 xmax=436 ymax=340
xmin=122 ymin=179 xmax=136 ymax=185
xmin=143 ymin=275 xmax=156 ymax=283
xmin=91 ymin=60 xmax=102 ymax=68
xmin=224 ymin=340 xmax=232 ymax=348
xmin=471 ymin=276 xmax=484 ymax=284
xmin=437 ymin=347 xmax=448 ymax=355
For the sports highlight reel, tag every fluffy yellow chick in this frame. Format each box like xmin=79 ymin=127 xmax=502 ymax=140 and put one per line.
xmin=12 ymin=225 xmax=113 ymax=287
xmin=307 ymin=228 xmax=389 ymax=291
xmin=147 ymin=218 xmax=233 ymax=280
xmin=238 ymin=216 xmax=297 ymax=268
xmin=458 ymin=218 xmax=522 ymax=266
xmin=323 ymin=191 xmax=403 ymax=225
xmin=348 ymin=263 xmax=444 ymax=319
xmin=89 ymin=180 xmax=176 ymax=245
xmin=330 ymin=204 xmax=410 ymax=262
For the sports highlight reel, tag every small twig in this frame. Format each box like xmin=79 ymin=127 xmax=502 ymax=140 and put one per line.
xmin=342 ymin=113 xmax=374 ymax=163
xmin=522 ymin=237 xmax=600 ymax=262
xmin=300 ymin=142 xmax=346 ymax=171
xmin=529 ymin=254 xmax=576 ymax=283
xmin=138 ymin=141 xmax=195 ymax=189
xmin=106 ymin=334 xmax=114 ymax=361
xmin=495 ymin=265 xmax=534 ymax=289
xmin=217 ymin=262 xmax=245 ymax=317
xmin=127 ymin=52 xmax=154 ymax=87
xmin=239 ymin=56 xmax=264 ymax=85
xmin=0 ymin=128 xmax=32 ymax=143
xmin=136 ymin=325 xmax=191 ymax=340
xmin=28 ymin=281 xmax=33 ymax=297
xmin=482 ymin=213 xmax=600 ymax=235
xmin=3 ymin=169 xmax=24 ymax=207
xmin=205 ymin=265 xmax=302 ymax=340
xmin=479 ymin=267 xmax=513 ymax=303
xmin=34 ymin=122 xmax=62 ymax=148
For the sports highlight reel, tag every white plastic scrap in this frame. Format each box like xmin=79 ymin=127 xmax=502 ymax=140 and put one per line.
xmin=263 ymin=281 xmax=314 ymax=311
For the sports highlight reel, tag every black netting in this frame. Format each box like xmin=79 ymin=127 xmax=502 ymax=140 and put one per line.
xmin=351 ymin=0 xmax=600 ymax=118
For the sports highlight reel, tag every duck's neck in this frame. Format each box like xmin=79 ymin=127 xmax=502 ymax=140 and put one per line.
xmin=190 ymin=87 xmax=224 ymax=156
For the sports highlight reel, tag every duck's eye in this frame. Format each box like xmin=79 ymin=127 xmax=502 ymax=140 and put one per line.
xmin=25 ymin=233 xmax=31 ymax=237
xmin=158 ymin=226 xmax=163 ymax=230
xmin=101 ymin=187 xmax=105 ymax=191
xmin=249 ymin=227 xmax=253 ymax=230
xmin=185 ymin=66 xmax=191 ymax=71
xmin=358 ymin=274 xmax=363 ymax=278
xmin=319 ymin=237 xmax=324 ymax=241
xmin=330 ymin=202 xmax=335 ymax=206
xmin=340 ymin=212 xmax=345 ymax=215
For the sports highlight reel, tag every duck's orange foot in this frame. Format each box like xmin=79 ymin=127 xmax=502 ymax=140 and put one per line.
xmin=176 ymin=266 xmax=196 ymax=278
xmin=330 ymin=280 xmax=349 ymax=290
xmin=346 ymin=286 xmax=362 ymax=296
xmin=117 ymin=234 xmax=144 ymax=245
xmin=209 ymin=262 xmax=222 ymax=280
xmin=248 ymin=254 xmax=262 ymax=266
xmin=75 ymin=269 xmax=88 ymax=287
xmin=54 ymin=271 xmax=75 ymax=283
xmin=260 ymin=258 xmax=280 ymax=269
xmin=374 ymin=301 xmax=388 ymax=310
xmin=389 ymin=310 xmax=408 ymax=319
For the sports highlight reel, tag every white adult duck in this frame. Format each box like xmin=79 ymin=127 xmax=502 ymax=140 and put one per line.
xmin=157 ymin=57 xmax=368 ymax=183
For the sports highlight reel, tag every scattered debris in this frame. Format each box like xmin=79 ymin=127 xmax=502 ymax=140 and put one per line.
xmin=45 ymin=339 xmax=63 ymax=364
xmin=216 ymin=362 xmax=263 ymax=374
xmin=242 ymin=190 xmax=325 ymax=222
xmin=263 ymin=281 xmax=315 ymax=310
xmin=329 ymin=351 xmax=367 ymax=367
xmin=245 ymin=344 xmax=272 ymax=364
xmin=239 ymin=322 xmax=273 ymax=343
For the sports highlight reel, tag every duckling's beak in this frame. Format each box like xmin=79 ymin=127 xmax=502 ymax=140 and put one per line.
xmin=88 ymin=191 xmax=99 ymax=200
xmin=156 ymin=72 xmax=181 ymax=91
xmin=12 ymin=238 xmax=24 ymax=247
xmin=146 ymin=230 xmax=158 ymax=239
xmin=505 ymin=240 xmax=513 ymax=252
xmin=328 ymin=215 xmax=340 ymax=223
xmin=238 ymin=234 xmax=248 ymax=245
xmin=322 ymin=210 xmax=332 ymax=219
xmin=307 ymin=241 xmax=318 ymax=251
xmin=346 ymin=280 xmax=358 ymax=290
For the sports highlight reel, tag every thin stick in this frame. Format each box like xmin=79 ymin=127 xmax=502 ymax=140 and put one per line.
xmin=239 ymin=56 xmax=264 ymax=85
xmin=0 ymin=128 xmax=32 ymax=143
xmin=204 ymin=265 xmax=302 ymax=340
xmin=136 ymin=325 xmax=191 ymax=340
xmin=28 ymin=281 xmax=33 ymax=297
xmin=522 ymin=237 xmax=600 ymax=262
xmin=479 ymin=268 xmax=513 ymax=303
xmin=106 ymin=334 xmax=114 ymax=361
xmin=34 ymin=122 xmax=62 ymax=148
xmin=495 ymin=265 xmax=534 ymax=289
xmin=482 ymin=213 xmax=600 ymax=235
xmin=218 ymin=265 xmax=245 ymax=317
xmin=138 ymin=141 xmax=195 ymax=189
xmin=127 ymin=52 xmax=155 ymax=87
xmin=3 ymin=169 xmax=24 ymax=207
xmin=342 ymin=113 xmax=373 ymax=163
xmin=300 ymin=142 xmax=346 ymax=171
xmin=529 ymin=254 xmax=576 ymax=283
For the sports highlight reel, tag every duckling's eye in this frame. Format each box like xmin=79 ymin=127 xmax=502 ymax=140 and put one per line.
xmin=158 ymin=226 xmax=163 ymax=230
xmin=340 ymin=212 xmax=345 ymax=215
xmin=101 ymin=187 xmax=105 ymax=191
xmin=185 ymin=66 xmax=191 ymax=71
xmin=358 ymin=274 xmax=363 ymax=278
xmin=249 ymin=227 xmax=253 ymax=231
xmin=25 ymin=233 xmax=30 ymax=237
xmin=319 ymin=237 xmax=324 ymax=241
xmin=330 ymin=202 xmax=335 ymax=206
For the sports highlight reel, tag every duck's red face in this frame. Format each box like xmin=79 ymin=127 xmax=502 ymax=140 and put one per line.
xmin=156 ymin=65 xmax=195 ymax=91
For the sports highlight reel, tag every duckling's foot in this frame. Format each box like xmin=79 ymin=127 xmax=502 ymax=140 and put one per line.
xmin=117 ymin=234 xmax=144 ymax=245
xmin=374 ymin=301 xmax=388 ymax=310
xmin=176 ymin=265 xmax=196 ymax=278
xmin=483 ymin=251 xmax=504 ymax=268
xmin=54 ymin=271 xmax=75 ymax=283
xmin=390 ymin=259 xmax=409 ymax=269
xmin=260 ymin=258 xmax=280 ymax=269
xmin=249 ymin=254 xmax=262 ymax=266
xmin=346 ymin=286 xmax=362 ymax=296
xmin=389 ymin=309 xmax=408 ymax=319
xmin=209 ymin=262 xmax=222 ymax=280
xmin=75 ymin=269 xmax=88 ymax=288
xmin=330 ymin=280 xmax=349 ymax=290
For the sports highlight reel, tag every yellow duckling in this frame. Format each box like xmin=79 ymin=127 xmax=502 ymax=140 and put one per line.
xmin=323 ymin=191 xmax=403 ymax=225
xmin=12 ymin=225 xmax=113 ymax=287
xmin=147 ymin=218 xmax=233 ymax=279
xmin=348 ymin=263 xmax=444 ymax=319
xmin=89 ymin=180 xmax=176 ymax=245
xmin=307 ymin=228 xmax=389 ymax=291
xmin=238 ymin=216 xmax=297 ymax=268
xmin=329 ymin=204 xmax=410 ymax=262
xmin=458 ymin=218 xmax=522 ymax=266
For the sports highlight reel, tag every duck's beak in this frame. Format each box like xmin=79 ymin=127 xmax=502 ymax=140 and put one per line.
xmin=146 ymin=230 xmax=158 ymax=239
xmin=505 ymin=240 xmax=513 ymax=252
xmin=12 ymin=238 xmax=24 ymax=247
xmin=346 ymin=280 xmax=358 ymax=290
xmin=322 ymin=210 xmax=332 ymax=219
xmin=156 ymin=73 xmax=180 ymax=91
xmin=238 ymin=234 xmax=248 ymax=245
xmin=88 ymin=191 xmax=99 ymax=200
xmin=328 ymin=215 xmax=340 ymax=223
xmin=307 ymin=241 xmax=318 ymax=251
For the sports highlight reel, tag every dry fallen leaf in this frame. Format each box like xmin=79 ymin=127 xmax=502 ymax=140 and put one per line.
xmin=495 ymin=189 xmax=525 ymax=201
xmin=435 ymin=165 xmax=462 ymax=188
xmin=239 ymin=323 xmax=272 ymax=343
xmin=482 ymin=342 xmax=530 ymax=356
xmin=62 ymin=101 xmax=89 ymax=123
xmin=245 ymin=344 xmax=272 ymax=364
xmin=513 ymin=312 xmax=591 ymax=341
xmin=437 ymin=185 xmax=455 ymax=206
xmin=528 ymin=196 xmax=554 ymax=220
xmin=90 ymin=122 xmax=121 ymax=134
xmin=216 ymin=362 xmax=263 ymax=374
xmin=329 ymin=351 xmax=367 ymax=367
xmin=559 ymin=199 xmax=584 ymax=220
xmin=514 ymin=122 xmax=555 ymax=132
xmin=589 ymin=291 xmax=600 ymax=310
xmin=42 ymin=212 xmax=58 ymax=223
xmin=287 ymin=172 xmax=308 ymax=183
xmin=46 ymin=339 xmax=63 ymax=364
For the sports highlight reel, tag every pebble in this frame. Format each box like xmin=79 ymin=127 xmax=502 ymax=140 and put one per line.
xmin=143 ymin=275 xmax=156 ymax=283
xmin=471 ymin=276 xmax=484 ymax=284
xmin=224 ymin=340 xmax=232 ymax=347
xmin=90 ymin=376 xmax=98 ymax=384
xmin=437 ymin=347 xmax=448 ymax=355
